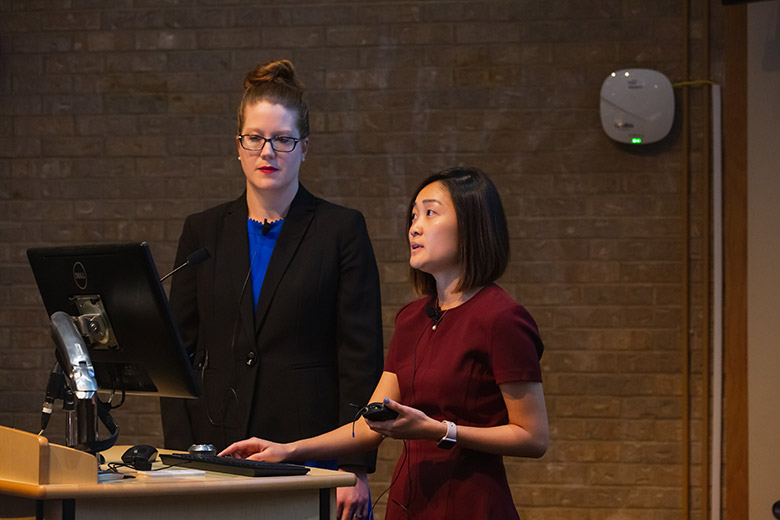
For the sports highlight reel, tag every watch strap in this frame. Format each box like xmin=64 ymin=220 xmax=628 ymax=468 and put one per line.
xmin=437 ymin=420 xmax=457 ymax=449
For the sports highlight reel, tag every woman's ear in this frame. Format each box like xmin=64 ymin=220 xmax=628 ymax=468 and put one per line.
xmin=300 ymin=137 xmax=310 ymax=161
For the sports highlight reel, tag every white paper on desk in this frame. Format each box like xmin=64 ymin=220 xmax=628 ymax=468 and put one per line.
xmin=135 ymin=469 xmax=206 ymax=478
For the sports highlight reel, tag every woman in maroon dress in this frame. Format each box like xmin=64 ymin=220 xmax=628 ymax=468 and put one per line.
xmin=221 ymin=167 xmax=549 ymax=519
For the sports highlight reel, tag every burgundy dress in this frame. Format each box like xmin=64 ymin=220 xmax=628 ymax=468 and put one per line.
xmin=383 ymin=284 xmax=544 ymax=519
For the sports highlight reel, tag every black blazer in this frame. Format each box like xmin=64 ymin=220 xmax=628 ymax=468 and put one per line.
xmin=160 ymin=185 xmax=383 ymax=469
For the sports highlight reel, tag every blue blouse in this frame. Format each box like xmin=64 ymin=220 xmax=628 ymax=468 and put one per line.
xmin=247 ymin=218 xmax=284 ymax=310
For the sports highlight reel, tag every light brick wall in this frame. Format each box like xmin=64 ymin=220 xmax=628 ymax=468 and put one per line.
xmin=0 ymin=1 xmax=719 ymax=518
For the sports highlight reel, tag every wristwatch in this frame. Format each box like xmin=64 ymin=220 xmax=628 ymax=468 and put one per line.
xmin=437 ymin=420 xmax=457 ymax=449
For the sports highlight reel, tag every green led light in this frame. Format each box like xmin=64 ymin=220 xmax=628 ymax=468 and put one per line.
xmin=631 ymin=137 xmax=642 ymax=144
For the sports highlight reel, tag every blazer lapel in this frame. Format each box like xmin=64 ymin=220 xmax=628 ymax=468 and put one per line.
xmin=220 ymin=194 xmax=255 ymax=345
xmin=253 ymin=184 xmax=316 ymax=335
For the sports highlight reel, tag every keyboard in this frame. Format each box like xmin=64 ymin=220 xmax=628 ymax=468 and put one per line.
xmin=159 ymin=453 xmax=310 ymax=477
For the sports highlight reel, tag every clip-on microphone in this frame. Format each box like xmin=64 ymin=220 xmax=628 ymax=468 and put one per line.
xmin=425 ymin=304 xmax=444 ymax=330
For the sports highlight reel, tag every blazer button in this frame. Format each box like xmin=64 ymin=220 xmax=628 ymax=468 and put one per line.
xmin=245 ymin=351 xmax=257 ymax=366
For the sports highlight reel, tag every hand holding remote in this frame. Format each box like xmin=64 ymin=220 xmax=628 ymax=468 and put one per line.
xmin=361 ymin=402 xmax=399 ymax=421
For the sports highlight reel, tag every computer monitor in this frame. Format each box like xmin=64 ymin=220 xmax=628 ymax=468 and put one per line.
xmin=27 ymin=242 xmax=200 ymax=399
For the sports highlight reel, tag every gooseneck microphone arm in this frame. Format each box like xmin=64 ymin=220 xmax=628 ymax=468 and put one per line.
xmin=159 ymin=248 xmax=210 ymax=282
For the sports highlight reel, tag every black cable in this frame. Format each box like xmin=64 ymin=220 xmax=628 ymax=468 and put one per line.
xmin=205 ymin=250 xmax=255 ymax=433
xmin=373 ymin=317 xmax=430 ymax=514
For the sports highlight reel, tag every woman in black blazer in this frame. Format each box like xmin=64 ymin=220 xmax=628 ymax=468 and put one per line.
xmin=160 ymin=60 xmax=383 ymax=520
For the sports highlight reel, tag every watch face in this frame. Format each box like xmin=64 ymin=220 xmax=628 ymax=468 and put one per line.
xmin=437 ymin=438 xmax=456 ymax=450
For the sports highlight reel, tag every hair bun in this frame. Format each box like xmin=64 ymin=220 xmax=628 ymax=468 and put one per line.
xmin=244 ymin=59 xmax=304 ymax=91
xmin=236 ymin=59 xmax=310 ymax=138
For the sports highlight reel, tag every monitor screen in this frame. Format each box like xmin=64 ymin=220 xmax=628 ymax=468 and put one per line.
xmin=27 ymin=242 xmax=200 ymax=399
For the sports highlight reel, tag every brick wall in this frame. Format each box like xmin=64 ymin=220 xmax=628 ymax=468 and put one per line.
xmin=0 ymin=1 xmax=719 ymax=518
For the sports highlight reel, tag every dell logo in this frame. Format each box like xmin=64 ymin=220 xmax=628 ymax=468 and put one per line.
xmin=72 ymin=262 xmax=88 ymax=290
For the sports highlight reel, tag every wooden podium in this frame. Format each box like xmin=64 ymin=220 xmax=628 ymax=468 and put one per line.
xmin=0 ymin=426 xmax=355 ymax=520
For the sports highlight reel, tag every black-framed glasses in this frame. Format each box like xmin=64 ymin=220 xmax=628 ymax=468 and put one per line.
xmin=237 ymin=134 xmax=301 ymax=153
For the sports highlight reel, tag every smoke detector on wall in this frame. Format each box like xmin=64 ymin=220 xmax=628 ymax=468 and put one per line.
xmin=600 ymin=68 xmax=674 ymax=145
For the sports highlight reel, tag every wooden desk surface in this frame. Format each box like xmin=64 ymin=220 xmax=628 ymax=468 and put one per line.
xmin=0 ymin=429 xmax=353 ymax=519
xmin=0 ymin=444 xmax=356 ymax=500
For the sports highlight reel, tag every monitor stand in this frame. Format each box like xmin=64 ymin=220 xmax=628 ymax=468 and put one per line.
xmin=46 ymin=311 xmax=118 ymax=454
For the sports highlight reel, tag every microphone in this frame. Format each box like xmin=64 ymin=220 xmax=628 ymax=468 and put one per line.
xmin=262 ymin=219 xmax=271 ymax=236
xmin=424 ymin=304 xmax=444 ymax=330
xmin=160 ymin=248 xmax=210 ymax=282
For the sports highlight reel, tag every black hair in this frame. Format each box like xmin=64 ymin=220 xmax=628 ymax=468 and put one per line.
xmin=407 ymin=166 xmax=509 ymax=296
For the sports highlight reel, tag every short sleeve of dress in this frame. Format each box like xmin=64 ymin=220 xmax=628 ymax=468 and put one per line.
xmin=489 ymin=303 xmax=544 ymax=385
